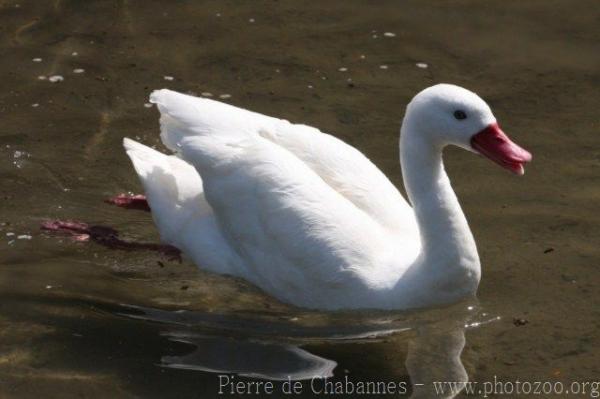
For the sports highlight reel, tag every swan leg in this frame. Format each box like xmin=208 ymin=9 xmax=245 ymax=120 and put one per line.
xmin=40 ymin=219 xmax=181 ymax=262
xmin=105 ymin=193 xmax=150 ymax=211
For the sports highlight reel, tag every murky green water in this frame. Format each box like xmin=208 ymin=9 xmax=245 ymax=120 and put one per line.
xmin=1 ymin=1 xmax=599 ymax=398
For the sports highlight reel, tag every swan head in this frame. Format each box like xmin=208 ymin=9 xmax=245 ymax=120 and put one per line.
xmin=404 ymin=84 xmax=532 ymax=175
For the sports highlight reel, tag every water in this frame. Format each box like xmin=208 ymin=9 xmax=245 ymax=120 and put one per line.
xmin=1 ymin=1 xmax=599 ymax=398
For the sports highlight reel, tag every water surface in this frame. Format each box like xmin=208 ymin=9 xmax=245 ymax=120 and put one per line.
xmin=1 ymin=1 xmax=599 ymax=398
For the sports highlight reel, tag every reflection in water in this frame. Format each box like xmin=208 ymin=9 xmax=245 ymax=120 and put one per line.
xmin=118 ymin=302 xmax=498 ymax=398
xmin=161 ymin=332 xmax=337 ymax=381
xmin=406 ymin=324 xmax=467 ymax=399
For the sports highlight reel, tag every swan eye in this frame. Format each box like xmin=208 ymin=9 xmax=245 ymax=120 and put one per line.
xmin=453 ymin=110 xmax=467 ymax=120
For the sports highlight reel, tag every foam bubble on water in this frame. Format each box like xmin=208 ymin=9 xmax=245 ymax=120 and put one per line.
xmin=13 ymin=150 xmax=30 ymax=168
xmin=48 ymin=75 xmax=64 ymax=83
xmin=143 ymin=103 xmax=153 ymax=108
xmin=416 ymin=62 xmax=428 ymax=69
xmin=201 ymin=92 xmax=213 ymax=97
xmin=249 ymin=18 xmax=255 ymax=23
xmin=216 ymin=12 xmax=221 ymax=17
xmin=163 ymin=76 xmax=174 ymax=81
xmin=71 ymin=52 xmax=78 ymax=56
xmin=17 ymin=235 xmax=32 ymax=240
xmin=359 ymin=54 xmax=366 ymax=59
xmin=307 ymin=85 xmax=313 ymax=89
xmin=383 ymin=32 xmax=396 ymax=37
xmin=379 ymin=65 xmax=389 ymax=69
xmin=372 ymin=34 xmax=378 ymax=39
xmin=73 ymin=68 xmax=85 ymax=74
xmin=32 ymin=58 xmax=42 ymax=63
xmin=6 ymin=232 xmax=14 ymax=237
xmin=219 ymin=94 xmax=231 ymax=99
xmin=37 ymin=75 xmax=47 ymax=80
xmin=31 ymin=103 xmax=39 ymax=108
xmin=338 ymin=67 xmax=348 ymax=72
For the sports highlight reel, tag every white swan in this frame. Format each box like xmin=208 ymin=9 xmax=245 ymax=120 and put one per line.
xmin=124 ymin=84 xmax=531 ymax=310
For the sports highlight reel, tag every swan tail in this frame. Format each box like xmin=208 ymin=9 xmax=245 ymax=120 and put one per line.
xmin=123 ymin=138 xmax=210 ymax=245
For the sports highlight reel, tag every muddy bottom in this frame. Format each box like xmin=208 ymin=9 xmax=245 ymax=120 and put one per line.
xmin=0 ymin=1 xmax=599 ymax=398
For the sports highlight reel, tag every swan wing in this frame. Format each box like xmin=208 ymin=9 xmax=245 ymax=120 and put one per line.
xmin=150 ymin=89 xmax=417 ymax=236
xmin=177 ymin=133 xmax=396 ymax=308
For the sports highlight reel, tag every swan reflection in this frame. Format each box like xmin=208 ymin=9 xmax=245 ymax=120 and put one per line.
xmin=161 ymin=331 xmax=336 ymax=380
xmin=119 ymin=301 xmax=496 ymax=398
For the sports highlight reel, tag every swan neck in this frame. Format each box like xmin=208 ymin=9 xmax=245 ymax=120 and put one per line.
xmin=400 ymin=119 xmax=479 ymax=270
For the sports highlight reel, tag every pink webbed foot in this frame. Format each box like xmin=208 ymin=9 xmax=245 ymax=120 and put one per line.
xmin=41 ymin=219 xmax=181 ymax=263
xmin=40 ymin=220 xmax=96 ymax=242
xmin=105 ymin=194 xmax=150 ymax=211
xmin=41 ymin=193 xmax=181 ymax=262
